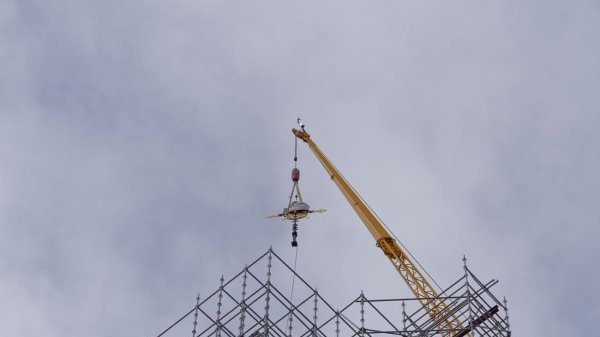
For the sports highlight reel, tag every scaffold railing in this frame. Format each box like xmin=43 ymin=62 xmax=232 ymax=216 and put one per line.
xmin=156 ymin=248 xmax=511 ymax=337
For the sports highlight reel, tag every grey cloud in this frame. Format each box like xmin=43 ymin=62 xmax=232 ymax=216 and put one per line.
xmin=1 ymin=1 xmax=598 ymax=336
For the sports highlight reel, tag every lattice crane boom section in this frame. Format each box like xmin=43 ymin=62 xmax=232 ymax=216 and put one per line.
xmin=377 ymin=238 xmax=464 ymax=334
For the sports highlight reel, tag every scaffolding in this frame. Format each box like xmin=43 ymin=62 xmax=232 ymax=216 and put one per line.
xmin=156 ymin=249 xmax=511 ymax=337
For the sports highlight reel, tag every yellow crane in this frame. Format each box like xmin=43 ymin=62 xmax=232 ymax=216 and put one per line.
xmin=292 ymin=126 xmax=464 ymax=336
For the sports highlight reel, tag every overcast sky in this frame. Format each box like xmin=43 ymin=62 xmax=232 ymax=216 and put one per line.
xmin=1 ymin=1 xmax=599 ymax=336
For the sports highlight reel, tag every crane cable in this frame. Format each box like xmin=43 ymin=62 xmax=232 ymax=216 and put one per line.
xmin=294 ymin=132 xmax=298 ymax=168
xmin=321 ymin=150 xmax=444 ymax=292
xmin=286 ymin=129 xmax=301 ymax=333
xmin=355 ymin=175 xmax=443 ymax=291
xmin=285 ymin=246 xmax=299 ymax=335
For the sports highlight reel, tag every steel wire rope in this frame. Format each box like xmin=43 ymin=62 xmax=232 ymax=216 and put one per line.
xmin=318 ymin=150 xmax=444 ymax=293
xmin=284 ymin=246 xmax=299 ymax=335
xmin=285 ymin=126 xmax=301 ymax=334
xmin=294 ymin=130 xmax=298 ymax=169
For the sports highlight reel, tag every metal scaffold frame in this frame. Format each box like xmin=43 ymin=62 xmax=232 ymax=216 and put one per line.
xmin=156 ymin=249 xmax=511 ymax=337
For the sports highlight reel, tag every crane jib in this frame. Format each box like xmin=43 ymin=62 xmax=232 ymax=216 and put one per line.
xmin=292 ymin=127 xmax=466 ymax=336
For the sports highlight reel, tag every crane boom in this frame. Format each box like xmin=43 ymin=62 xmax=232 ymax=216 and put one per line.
xmin=293 ymin=128 xmax=463 ymax=335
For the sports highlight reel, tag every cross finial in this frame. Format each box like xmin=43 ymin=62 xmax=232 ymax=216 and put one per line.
xmin=297 ymin=117 xmax=305 ymax=131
